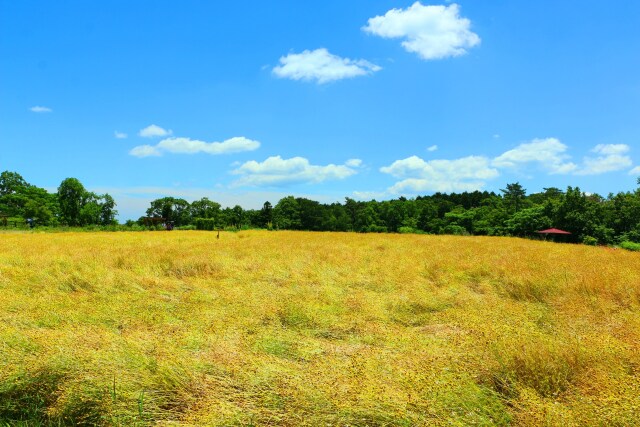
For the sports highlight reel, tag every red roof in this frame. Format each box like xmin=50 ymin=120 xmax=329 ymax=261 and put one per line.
xmin=536 ymin=228 xmax=571 ymax=234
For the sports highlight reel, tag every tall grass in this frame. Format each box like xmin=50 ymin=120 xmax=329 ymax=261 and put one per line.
xmin=0 ymin=231 xmax=638 ymax=425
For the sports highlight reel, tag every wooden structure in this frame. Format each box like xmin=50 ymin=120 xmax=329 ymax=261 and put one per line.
xmin=536 ymin=228 xmax=571 ymax=236
xmin=0 ymin=214 xmax=25 ymax=228
xmin=536 ymin=228 xmax=571 ymax=241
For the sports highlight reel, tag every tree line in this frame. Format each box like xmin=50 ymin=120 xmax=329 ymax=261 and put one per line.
xmin=2 ymin=170 xmax=640 ymax=245
xmin=136 ymin=180 xmax=640 ymax=245
xmin=0 ymin=171 xmax=117 ymax=227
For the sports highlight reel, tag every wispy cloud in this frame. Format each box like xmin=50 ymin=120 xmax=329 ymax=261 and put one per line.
xmin=427 ymin=145 xmax=438 ymax=152
xmin=575 ymin=144 xmax=632 ymax=175
xmin=138 ymin=124 xmax=172 ymax=138
xmin=363 ymin=2 xmax=480 ymax=60
xmin=129 ymin=136 xmax=260 ymax=158
xmin=129 ymin=145 xmax=161 ymax=158
xmin=232 ymin=155 xmax=361 ymax=187
xmin=30 ymin=106 xmax=52 ymax=113
xmin=345 ymin=158 xmax=363 ymax=167
xmin=114 ymin=131 xmax=128 ymax=139
xmin=273 ymin=48 xmax=381 ymax=84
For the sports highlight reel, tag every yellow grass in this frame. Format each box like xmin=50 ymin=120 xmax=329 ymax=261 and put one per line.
xmin=1 ymin=230 xmax=639 ymax=426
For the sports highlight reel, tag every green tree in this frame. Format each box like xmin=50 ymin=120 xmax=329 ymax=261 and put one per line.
xmin=191 ymin=197 xmax=221 ymax=219
xmin=501 ymin=182 xmax=526 ymax=213
xmin=99 ymin=194 xmax=117 ymax=225
xmin=259 ymin=201 xmax=273 ymax=228
xmin=0 ymin=171 xmax=28 ymax=196
xmin=146 ymin=197 xmax=191 ymax=226
xmin=505 ymin=206 xmax=552 ymax=237
xmin=57 ymin=178 xmax=86 ymax=226
xmin=273 ymin=196 xmax=301 ymax=230
xmin=231 ymin=205 xmax=245 ymax=228
xmin=79 ymin=192 xmax=102 ymax=226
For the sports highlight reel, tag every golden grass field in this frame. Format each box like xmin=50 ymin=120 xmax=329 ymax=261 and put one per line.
xmin=1 ymin=230 xmax=639 ymax=426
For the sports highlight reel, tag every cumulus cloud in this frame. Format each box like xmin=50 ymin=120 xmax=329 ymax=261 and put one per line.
xmin=129 ymin=145 xmax=161 ymax=158
xmin=575 ymin=144 xmax=632 ymax=175
xmin=114 ymin=131 xmax=128 ymax=139
xmin=130 ymin=136 xmax=260 ymax=157
xmin=158 ymin=137 xmax=260 ymax=154
xmin=273 ymin=48 xmax=381 ymax=84
xmin=373 ymin=138 xmax=634 ymax=197
xmin=380 ymin=155 xmax=499 ymax=193
xmin=30 ymin=106 xmax=52 ymax=113
xmin=138 ymin=124 xmax=172 ymax=138
xmin=363 ymin=2 xmax=480 ymax=60
xmin=492 ymin=138 xmax=578 ymax=174
xmin=232 ymin=156 xmax=359 ymax=187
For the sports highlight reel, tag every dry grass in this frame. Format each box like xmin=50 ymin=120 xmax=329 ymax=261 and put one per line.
xmin=0 ymin=230 xmax=639 ymax=426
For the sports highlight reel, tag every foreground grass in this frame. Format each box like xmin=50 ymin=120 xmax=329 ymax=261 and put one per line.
xmin=0 ymin=231 xmax=638 ymax=426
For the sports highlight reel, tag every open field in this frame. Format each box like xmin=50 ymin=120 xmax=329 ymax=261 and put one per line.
xmin=1 ymin=231 xmax=639 ymax=426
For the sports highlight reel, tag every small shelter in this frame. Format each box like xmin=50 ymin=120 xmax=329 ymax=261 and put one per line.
xmin=536 ymin=228 xmax=571 ymax=241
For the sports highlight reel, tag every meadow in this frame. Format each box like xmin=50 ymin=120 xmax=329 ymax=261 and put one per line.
xmin=0 ymin=230 xmax=638 ymax=426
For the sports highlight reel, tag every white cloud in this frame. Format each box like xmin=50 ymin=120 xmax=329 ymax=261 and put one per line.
xmin=371 ymin=138 xmax=634 ymax=197
xmin=380 ymin=155 xmax=499 ymax=194
xmin=30 ymin=106 xmax=52 ymax=113
xmin=138 ymin=124 xmax=172 ymax=138
xmin=345 ymin=158 xmax=363 ymax=167
xmin=492 ymin=138 xmax=578 ymax=174
xmin=492 ymin=138 xmax=634 ymax=176
xmin=157 ymin=137 xmax=260 ymax=155
xmin=427 ymin=145 xmax=438 ymax=152
xmin=273 ymin=48 xmax=381 ymax=84
xmin=363 ymin=2 xmax=480 ymax=60
xmin=114 ymin=131 xmax=128 ymax=139
xmin=575 ymin=144 xmax=632 ymax=175
xmin=590 ymin=144 xmax=629 ymax=156
xmin=129 ymin=145 xmax=161 ymax=158
xmin=129 ymin=136 xmax=260 ymax=157
xmin=388 ymin=178 xmax=487 ymax=193
xmin=352 ymin=190 xmax=389 ymax=200
xmin=232 ymin=156 xmax=358 ymax=187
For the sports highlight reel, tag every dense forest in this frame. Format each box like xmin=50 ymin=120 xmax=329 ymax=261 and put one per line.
xmin=2 ymin=170 xmax=640 ymax=246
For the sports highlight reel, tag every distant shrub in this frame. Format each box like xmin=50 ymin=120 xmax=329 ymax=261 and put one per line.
xmin=365 ymin=225 xmax=388 ymax=233
xmin=443 ymin=225 xmax=469 ymax=236
xmin=176 ymin=225 xmax=197 ymax=231
xmin=582 ymin=236 xmax=598 ymax=246
xmin=620 ymin=241 xmax=640 ymax=251
xmin=618 ymin=229 xmax=640 ymax=244
xmin=195 ymin=218 xmax=217 ymax=231
xmin=398 ymin=226 xmax=419 ymax=234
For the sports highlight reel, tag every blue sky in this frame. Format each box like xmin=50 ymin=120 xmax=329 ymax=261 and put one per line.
xmin=2 ymin=1 xmax=639 ymax=219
